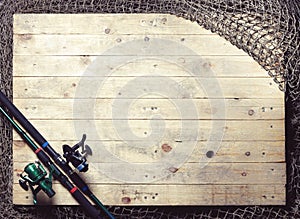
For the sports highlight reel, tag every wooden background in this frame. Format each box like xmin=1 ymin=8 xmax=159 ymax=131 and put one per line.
xmin=13 ymin=14 xmax=285 ymax=206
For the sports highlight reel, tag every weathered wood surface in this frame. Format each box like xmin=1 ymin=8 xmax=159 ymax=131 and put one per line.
xmin=13 ymin=184 xmax=285 ymax=206
xmin=13 ymin=14 xmax=285 ymax=206
xmin=13 ymin=140 xmax=285 ymax=163
xmin=13 ymin=98 xmax=283 ymax=120
xmin=13 ymin=56 xmax=270 ymax=78
xmin=14 ymin=77 xmax=282 ymax=99
xmin=14 ymin=34 xmax=248 ymax=56
xmin=14 ymin=162 xmax=286 ymax=184
xmin=12 ymin=120 xmax=284 ymax=141
xmin=13 ymin=14 xmax=214 ymax=35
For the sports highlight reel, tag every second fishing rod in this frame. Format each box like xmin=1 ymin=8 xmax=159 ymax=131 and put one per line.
xmin=0 ymin=91 xmax=115 ymax=219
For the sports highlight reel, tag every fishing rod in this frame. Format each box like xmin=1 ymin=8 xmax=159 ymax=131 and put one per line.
xmin=0 ymin=91 xmax=115 ymax=219
xmin=0 ymin=105 xmax=103 ymax=218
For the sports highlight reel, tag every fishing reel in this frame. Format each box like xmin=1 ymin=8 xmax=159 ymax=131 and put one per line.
xmin=62 ymin=134 xmax=92 ymax=172
xmin=19 ymin=161 xmax=55 ymax=205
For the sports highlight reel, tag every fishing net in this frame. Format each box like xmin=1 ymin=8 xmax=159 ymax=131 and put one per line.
xmin=0 ymin=0 xmax=299 ymax=218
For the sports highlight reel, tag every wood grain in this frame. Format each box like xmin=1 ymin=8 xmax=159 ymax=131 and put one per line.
xmin=13 ymin=56 xmax=268 ymax=78
xmin=13 ymin=98 xmax=283 ymax=120
xmin=12 ymin=13 xmax=285 ymax=206
xmin=13 ymin=140 xmax=285 ymax=163
xmin=13 ymin=14 xmax=213 ymax=35
xmin=14 ymin=162 xmax=286 ymax=184
xmin=12 ymin=119 xmax=284 ymax=141
xmin=13 ymin=184 xmax=285 ymax=205
xmin=13 ymin=34 xmax=247 ymax=56
xmin=13 ymin=77 xmax=283 ymax=99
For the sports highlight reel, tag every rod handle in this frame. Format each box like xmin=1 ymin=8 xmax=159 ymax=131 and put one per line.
xmin=70 ymin=187 xmax=103 ymax=219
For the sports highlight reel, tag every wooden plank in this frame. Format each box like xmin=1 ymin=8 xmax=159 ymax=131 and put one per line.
xmin=13 ymin=98 xmax=284 ymax=120
xmin=12 ymin=120 xmax=284 ymax=141
xmin=13 ymin=184 xmax=286 ymax=205
xmin=13 ymin=162 xmax=286 ymax=184
xmin=13 ymin=56 xmax=268 ymax=78
xmin=13 ymin=14 xmax=213 ymax=35
xmin=13 ymin=140 xmax=285 ymax=163
xmin=13 ymin=34 xmax=247 ymax=56
xmin=13 ymin=77 xmax=283 ymax=99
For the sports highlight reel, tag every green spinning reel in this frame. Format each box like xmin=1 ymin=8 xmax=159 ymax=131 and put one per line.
xmin=19 ymin=161 xmax=55 ymax=204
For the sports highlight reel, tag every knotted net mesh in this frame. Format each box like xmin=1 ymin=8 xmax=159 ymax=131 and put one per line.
xmin=0 ymin=0 xmax=299 ymax=218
